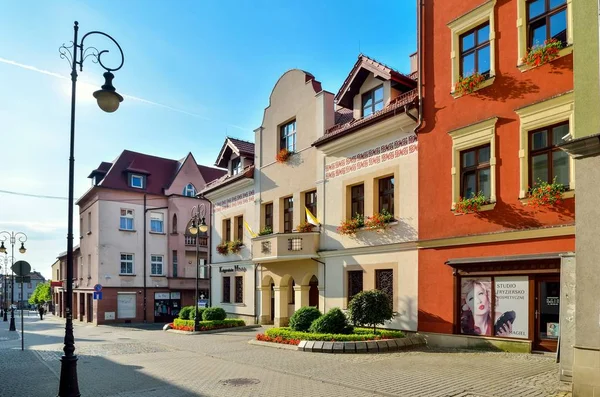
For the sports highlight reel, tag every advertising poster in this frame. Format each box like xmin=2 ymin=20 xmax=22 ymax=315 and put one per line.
xmin=460 ymin=277 xmax=492 ymax=336
xmin=494 ymin=276 xmax=529 ymax=339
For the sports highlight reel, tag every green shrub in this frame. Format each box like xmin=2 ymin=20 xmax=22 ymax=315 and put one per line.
xmin=189 ymin=307 xmax=205 ymax=322
xmin=202 ymin=307 xmax=226 ymax=321
xmin=264 ymin=327 xmax=403 ymax=342
xmin=173 ymin=318 xmax=245 ymax=331
xmin=308 ymin=307 xmax=352 ymax=334
xmin=348 ymin=290 xmax=394 ymax=332
xmin=178 ymin=306 xmax=194 ymax=320
xmin=289 ymin=306 xmax=322 ymax=332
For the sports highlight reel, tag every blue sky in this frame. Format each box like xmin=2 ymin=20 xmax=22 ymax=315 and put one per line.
xmin=0 ymin=0 xmax=416 ymax=279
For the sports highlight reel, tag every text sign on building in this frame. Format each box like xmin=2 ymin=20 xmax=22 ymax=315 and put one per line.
xmin=154 ymin=292 xmax=170 ymax=300
xmin=494 ymin=276 xmax=529 ymax=339
xmin=219 ymin=265 xmax=248 ymax=273
xmin=214 ymin=190 xmax=255 ymax=212
xmin=325 ymin=134 xmax=418 ymax=180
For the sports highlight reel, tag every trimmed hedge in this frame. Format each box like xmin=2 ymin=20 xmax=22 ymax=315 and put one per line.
xmin=202 ymin=307 xmax=227 ymax=321
xmin=172 ymin=318 xmax=245 ymax=332
xmin=289 ymin=306 xmax=322 ymax=332
xmin=308 ymin=308 xmax=352 ymax=334
xmin=264 ymin=327 xmax=404 ymax=342
xmin=178 ymin=306 xmax=194 ymax=320
xmin=189 ymin=307 xmax=205 ymax=321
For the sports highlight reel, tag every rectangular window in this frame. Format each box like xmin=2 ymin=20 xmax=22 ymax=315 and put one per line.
xmin=130 ymin=174 xmax=145 ymax=189
xmin=150 ymin=255 xmax=163 ymax=276
xmin=172 ymin=250 xmax=177 ymax=277
xmin=223 ymin=219 xmax=231 ymax=242
xmin=283 ymin=196 xmax=293 ymax=233
xmin=235 ymin=276 xmax=243 ymax=303
xmin=460 ymin=144 xmax=491 ymax=199
xmin=120 ymin=254 xmax=134 ymax=275
xmin=236 ymin=216 xmax=244 ymax=241
xmin=150 ymin=212 xmax=164 ymax=233
xmin=350 ymin=184 xmax=365 ymax=217
xmin=376 ymin=269 xmax=394 ymax=305
xmin=172 ymin=250 xmax=178 ymax=277
xmin=231 ymin=157 xmax=242 ymax=175
xmin=459 ymin=22 xmax=490 ymax=77
xmin=87 ymin=212 xmax=91 ymax=233
xmin=80 ymin=217 xmax=83 ymax=238
xmin=222 ymin=277 xmax=231 ymax=303
xmin=378 ymin=176 xmax=395 ymax=215
xmin=120 ymin=209 xmax=134 ymax=230
xmin=362 ymin=85 xmax=384 ymax=117
xmin=305 ymin=191 xmax=317 ymax=222
xmin=264 ymin=203 xmax=273 ymax=230
xmin=280 ymin=120 xmax=297 ymax=152
xmin=529 ymin=122 xmax=570 ymax=187
xmin=527 ymin=0 xmax=567 ymax=47
xmin=87 ymin=254 xmax=91 ymax=277
xmin=347 ymin=270 xmax=363 ymax=304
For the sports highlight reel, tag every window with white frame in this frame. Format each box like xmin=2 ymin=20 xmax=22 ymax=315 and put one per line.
xmin=183 ymin=183 xmax=196 ymax=197
xmin=150 ymin=212 xmax=164 ymax=233
xmin=120 ymin=254 xmax=134 ymax=275
xmin=150 ymin=255 xmax=163 ymax=276
xmin=280 ymin=120 xmax=297 ymax=152
xmin=120 ymin=209 xmax=134 ymax=230
xmin=130 ymin=174 xmax=145 ymax=189
xmin=231 ymin=157 xmax=242 ymax=175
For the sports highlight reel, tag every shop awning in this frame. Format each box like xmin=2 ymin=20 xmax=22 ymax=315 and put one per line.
xmin=445 ymin=252 xmax=567 ymax=267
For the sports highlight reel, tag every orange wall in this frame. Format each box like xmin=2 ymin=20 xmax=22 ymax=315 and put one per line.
xmin=419 ymin=0 xmax=574 ymax=241
xmin=418 ymin=236 xmax=574 ymax=333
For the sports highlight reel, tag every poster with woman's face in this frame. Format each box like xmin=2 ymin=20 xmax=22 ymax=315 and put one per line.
xmin=460 ymin=277 xmax=492 ymax=336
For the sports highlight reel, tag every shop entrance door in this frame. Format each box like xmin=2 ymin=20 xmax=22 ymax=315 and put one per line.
xmin=534 ymin=277 xmax=560 ymax=352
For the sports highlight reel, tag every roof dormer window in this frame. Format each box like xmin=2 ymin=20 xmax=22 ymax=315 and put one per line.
xmin=362 ymin=85 xmax=384 ymax=118
xmin=231 ymin=157 xmax=242 ymax=176
xmin=129 ymin=173 xmax=145 ymax=189
xmin=183 ymin=183 xmax=196 ymax=197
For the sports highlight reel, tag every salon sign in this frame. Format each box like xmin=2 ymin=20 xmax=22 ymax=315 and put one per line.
xmin=325 ymin=134 xmax=418 ymax=180
xmin=214 ymin=190 xmax=255 ymax=212
xmin=219 ymin=265 xmax=248 ymax=273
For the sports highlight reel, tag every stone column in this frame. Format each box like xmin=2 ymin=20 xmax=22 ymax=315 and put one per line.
xmin=294 ymin=285 xmax=310 ymax=312
xmin=273 ymin=286 xmax=289 ymax=327
xmin=258 ymin=286 xmax=272 ymax=325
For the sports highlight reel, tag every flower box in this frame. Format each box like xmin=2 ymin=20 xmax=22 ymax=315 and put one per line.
xmin=454 ymin=72 xmax=486 ymax=96
xmin=455 ymin=192 xmax=488 ymax=214
xmin=364 ymin=210 xmax=394 ymax=231
xmin=276 ymin=148 xmax=294 ymax=164
xmin=527 ymin=179 xmax=566 ymax=208
xmin=228 ymin=240 xmax=243 ymax=254
xmin=337 ymin=215 xmax=365 ymax=236
xmin=522 ymin=38 xmax=563 ymax=68
xmin=296 ymin=221 xmax=314 ymax=233
xmin=216 ymin=242 xmax=229 ymax=255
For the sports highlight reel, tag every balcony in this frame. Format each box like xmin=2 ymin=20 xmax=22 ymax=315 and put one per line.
xmin=251 ymin=232 xmax=320 ymax=263
xmin=184 ymin=235 xmax=208 ymax=247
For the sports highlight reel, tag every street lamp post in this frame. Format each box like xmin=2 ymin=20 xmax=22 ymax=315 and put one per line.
xmin=1 ymin=254 xmax=15 ymax=322
xmin=188 ymin=204 xmax=208 ymax=332
xmin=0 ymin=231 xmax=27 ymax=331
xmin=58 ymin=21 xmax=125 ymax=397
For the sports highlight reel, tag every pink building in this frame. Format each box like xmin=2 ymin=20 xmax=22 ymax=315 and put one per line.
xmin=54 ymin=150 xmax=225 ymax=325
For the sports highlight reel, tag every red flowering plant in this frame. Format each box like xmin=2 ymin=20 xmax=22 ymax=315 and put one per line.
xmin=364 ymin=209 xmax=394 ymax=232
xmin=455 ymin=191 xmax=488 ymax=214
xmin=454 ymin=72 xmax=486 ymax=96
xmin=276 ymin=148 xmax=294 ymax=164
xmin=216 ymin=242 xmax=229 ymax=255
xmin=296 ymin=221 xmax=314 ymax=233
xmin=522 ymin=38 xmax=563 ymax=68
xmin=227 ymin=239 xmax=243 ymax=254
xmin=337 ymin=214 xmax=365 ymax=236
xmin=527 ymin=178 xmax=566 ymax=209
xmin=256 ymin=333 xmax=301 ymax=345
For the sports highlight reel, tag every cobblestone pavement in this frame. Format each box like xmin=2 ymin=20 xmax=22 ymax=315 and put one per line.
xmin=0 ymin=315 xmax=572 ymax=397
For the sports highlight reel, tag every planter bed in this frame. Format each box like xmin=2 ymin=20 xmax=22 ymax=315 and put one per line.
xmin=166 ymin=318 xmax=247 ymax=333
xmin=264 ymin=327 xmax=405 ymax=342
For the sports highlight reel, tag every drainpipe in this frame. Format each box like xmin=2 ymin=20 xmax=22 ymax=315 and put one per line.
xmin=254 ymin=263 xmax=259 ymax=324
xmin=143 ymin=194 xmax=147 ymax=323
xmin=413 ymin=0 xmax=424 ymax=135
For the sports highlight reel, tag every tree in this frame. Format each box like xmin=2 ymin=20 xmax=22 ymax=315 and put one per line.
xmin=347 ymin=290 xmax=395 ymax=332
xmin=28 ymin=282 xmax=52 ymax=305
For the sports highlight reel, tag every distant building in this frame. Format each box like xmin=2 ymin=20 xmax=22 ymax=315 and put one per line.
xmin=1 ymin=271 xmax=46 ymax=309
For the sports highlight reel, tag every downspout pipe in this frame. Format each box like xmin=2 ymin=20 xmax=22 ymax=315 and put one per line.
xmin=413 ymin=0 xmax=424 ymax=135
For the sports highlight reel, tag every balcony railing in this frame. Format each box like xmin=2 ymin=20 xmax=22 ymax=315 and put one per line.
xmin=184 ymin=236 xmax=208 ymax=247
xmin=251 ymin=232 xmax=320 ymax=263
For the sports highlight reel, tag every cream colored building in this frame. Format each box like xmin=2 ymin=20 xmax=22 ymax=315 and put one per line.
xmin=207 ymin=56 xmax=419 ymax=331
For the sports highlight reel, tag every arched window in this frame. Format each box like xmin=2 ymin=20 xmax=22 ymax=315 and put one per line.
xmin=183 ymin=183 xmax=196 ymax=197
xmin=172 ymin=214 xmax=178 ymax=234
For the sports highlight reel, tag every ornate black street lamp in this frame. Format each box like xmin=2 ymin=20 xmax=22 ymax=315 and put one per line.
xmin=0 ymin=231 xmax=27 ymax=331
xmin=188 ymin=204 xmax=208 ymax=331
xmin=58 ymin=21 xmax=124 ymax=397
xmin=1 ymin=253 xmax=15 ymax=322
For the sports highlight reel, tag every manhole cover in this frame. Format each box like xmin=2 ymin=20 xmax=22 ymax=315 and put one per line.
xmin=219 ymin=378 xmax=260 ymax=387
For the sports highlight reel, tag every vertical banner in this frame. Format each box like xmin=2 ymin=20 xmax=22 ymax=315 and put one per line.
xmin=494 ymin=276 xmax=529 ymax=338
xmin=460 ymin=277 xmax=493 ymax=336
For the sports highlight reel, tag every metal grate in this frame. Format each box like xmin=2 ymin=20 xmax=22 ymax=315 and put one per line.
xmin=261 ymin=241 xmax=271 ymax=254
xmin=288 ymin=238 xmax=302 ymax=251
xmin=376 ymin=269 xmax=394 ymax=304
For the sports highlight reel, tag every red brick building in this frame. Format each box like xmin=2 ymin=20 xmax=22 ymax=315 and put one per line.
xmin=417 ymin=0 xmax=574 ymax=355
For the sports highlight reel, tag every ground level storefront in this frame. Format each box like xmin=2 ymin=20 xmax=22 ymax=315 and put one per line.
xmin=418 ymin=234 xmax=575 ymax=353
xmin=53 ymin=284 xmax=207 ymax=324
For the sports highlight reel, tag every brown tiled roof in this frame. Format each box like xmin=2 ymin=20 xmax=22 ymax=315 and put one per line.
xmin=99 ymin=150 xmax=180 ymax=195
xmin=201 ymin=165 xmax=255 ymax=195
xmin=215 ymin=137 xmax=255 ymax=168
xmin=313 ymin=89 xmax=418 ymax=147
xmin=227 ymin=137 xmax=255 ymax=156
xmin=87 ymin=161 xmax=113 ymax=178
xmin=197 ymin=165 xmax=227 ymax=185
xmin=334 ymin=108 xmax=354 ymax=125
